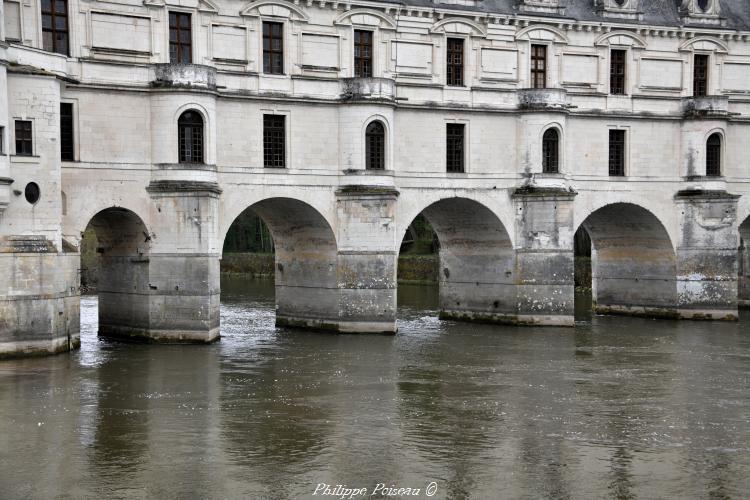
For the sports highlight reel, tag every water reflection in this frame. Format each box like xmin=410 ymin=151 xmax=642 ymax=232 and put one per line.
xmin=0 ymin=278 xmax=748 ymax=499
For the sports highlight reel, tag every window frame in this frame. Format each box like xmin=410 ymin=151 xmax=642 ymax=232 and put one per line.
xmin=353 ymin=29 xmax=373 ymax=78
xmin=542 ymin=128 xmax=560 ymax=174
xmin=262 ymin=21 xmax=285 ymax=75
xmin=169 ymin=11 xmax=193 ymax=64
xmin=693 ymin=53 xmax=709 ymax=97
xmin=0 ymin=126 xmax=5 ymax=155
xmin=263 ymin=113 xmax=286 ymax=168
xmin=608 ymin=129 xmax=627 ymax=177
xmin=705 ymin=132 xmax=722 ymax=177
xmin=14 ymin=120 xmax=33 ymax=157
xmin=60 ymin=102 xmax=75 ymax=162
xmin=446 ymin=122 xmax=466 ymax=174
xmin=365 ymin=120 xmax=386 ymax=170
xmin=530 ymin=44 xmax=548 ymax=89
xmin=178 ymin=110 xmax=205 ymax=164
xmin=610 ymin=48 xmax=627 ymax=95
xmin=446 ymin=37 xmax=465 ymax=87
xmin=41 ymin=0 xmax=69 ymax=56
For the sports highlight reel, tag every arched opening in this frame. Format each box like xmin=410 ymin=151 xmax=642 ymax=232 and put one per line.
xmin=739 ymin=216 xmax=750 ymax=308
xmin=221 ymin=198 xmax=339 ymax=330
xmin=365 ymin=121 xmax=385 ymax=170
xmin=80 ymin=208 xmax=151 ymax=338
xmin=706 ymin=132 xmax=722 ymax=177
xmin=178 ymin=110 xmax=204 ymax=163
xmin=575 ymin=203 xmax=677 ymax=318
xmin=397 ymin=198 xmax=514 ymax=323
xmin=542 ymin=128 xmax=559 ymax=173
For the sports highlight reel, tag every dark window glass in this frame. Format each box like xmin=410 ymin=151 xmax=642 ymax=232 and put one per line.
xmin=610 ymin=49 xmax=626 ymax=95
xmin=169 ymin=12 xmax=192 ymax=64
xmin=60 ymin=102 xmax=74 ymax=161
xmin=15 ymin=120 xmax=32 ymax=156
xmin=542 ymin=128 xmax=559 ymax=173
xmin=365 ymin=121 xmax=385 ymax=170
xmin=706 ymin=133 xmax=722 ymax=177
xmin=354 ymin=30 xmax=373 ymax=78
xmin=24 ymin=182 xmax=40 ymax=204
xmin=446 ymin=38 xmax=464 ymax=87
xmin=263 ymin=114 xmax=286 ymax=168
xmin=530 ymin=44 xmax=547 ymax=89
xmin=694 ymin=54 xmax=709 ymax=97
xmin=263 ymin=22 xmax=284 ymax=75
xmin=41 ymin=0 xmax=68 ymax=55
xmin=609 ymin=130 xmax=626 ymax=176
xmin=178 ymin=111 xmax=204 ymax=163
xmin=446 ymin=123 xmax=465 ymax=173
xmin=0 ymin=127 xmax=4 ymax=154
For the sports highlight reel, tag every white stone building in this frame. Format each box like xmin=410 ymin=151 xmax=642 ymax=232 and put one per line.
xmin=1 ymin=0 xmax=750 ymax=357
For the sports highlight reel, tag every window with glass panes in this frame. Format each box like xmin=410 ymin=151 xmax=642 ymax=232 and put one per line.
xmin=15 ymin=120 xmax=33 ymax=156
xmin=446 ymin=38 xmax=464 ymax=86
xmin=263 ymin=22 xmax=284 ymax=74
xmin=446 ymin=123 xmax=465 ymax=173
xmin=530 ymin=45 xmax=547 ymax=89
xmin=169 ymin=12 xmax=192 ymax=64
xmin=354 ymin=30 xmax=373 ymax=78
xmin=263 ymin=115 xmax=286 ymax=168
xmin=60 ymin=103 xmax=74 ymax=161
xmin=610 ymin=49 xmax=626 ymax=95
xmin=609 ymin=130 xmax=626 ymax=176
xmin=694 ymin=54 xmax=709 ymax=97
xmin=41 ymin=0 xmax=69 ymax=56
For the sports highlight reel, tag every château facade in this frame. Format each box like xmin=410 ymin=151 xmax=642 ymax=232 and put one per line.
xmin=1 ymin=0 xmax=750 ymax=357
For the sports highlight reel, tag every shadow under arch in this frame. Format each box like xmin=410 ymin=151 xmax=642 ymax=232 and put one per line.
xmin=739 ymin=215 xmax=750 ymax=307
xmin=83 ymin=207 xmax=152 ymax=337
xmin=576 ymin=202 xmax=678 ymax=317
xmin=400 ymin=197 xmax=516 ymax=322
xmin=222 ymin=197 xmax=339 ymax=330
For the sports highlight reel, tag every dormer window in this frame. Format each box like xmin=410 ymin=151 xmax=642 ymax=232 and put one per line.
xmin=679 ymin=0 xmax=723 ymax=26
xmin=594 ymin=0 xmax=643 ymax=21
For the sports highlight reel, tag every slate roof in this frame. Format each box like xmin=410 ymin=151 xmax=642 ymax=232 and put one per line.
xmin=373 ymin=1 xmax=750 ymax=31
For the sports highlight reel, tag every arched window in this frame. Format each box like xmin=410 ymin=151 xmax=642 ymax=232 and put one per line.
xmin=706 ymin=133 xmax=722 ymax=177
xmin=178 ymin=110 xmax=204 ymax=163
xmin=542 ymin=128 xmax=559 ymax=173
xmin=365 ymin=121 xmax=385 ymax=170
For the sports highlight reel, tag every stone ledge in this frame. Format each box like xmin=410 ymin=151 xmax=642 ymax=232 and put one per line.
xmin=146 ymin=180 xmax=222 ymax=195
xmin=0 ymin=235 xmax=57 ymax=253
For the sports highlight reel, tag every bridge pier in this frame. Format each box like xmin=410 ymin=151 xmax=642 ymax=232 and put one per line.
xmin=675 ymin=190 xmax=740 ymax=320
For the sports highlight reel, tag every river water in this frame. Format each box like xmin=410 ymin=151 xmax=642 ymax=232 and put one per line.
xmin=1 ymin=276 xmax=749 ymax=499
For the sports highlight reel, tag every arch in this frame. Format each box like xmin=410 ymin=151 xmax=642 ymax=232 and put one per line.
xmin=178 ymin=110 xmax=204 ymax=163
xmin=399 ymin=197 xmax=515 ymax=321
xmin=365 ymin=120 xmax=385 ymax=170
xmin=222 ymin=197 xmax=339 ymax=329
xmin=515 ymin=25 xmax=568 ymax=44
xmin=594 ymin=30 xmax=647 ymax=49
xmin=430 ymin=18 xmax=486 ymax=37
xmin=705 ymin=131 xmax=722 ymax=177
xmin=334 ymin=8 xmax=397 ymax=30
xmin=83 ymin=208 xmax=152 ymax=338
xmin=240 ymin=0 xmax=309 ymax=22
xmin=542 ymin=127 xmax=560 ymax=173
xmin=679 ymin=36 xmax=728 ymax=53
xmin=576 ymin=203 xmax=678 ymax=317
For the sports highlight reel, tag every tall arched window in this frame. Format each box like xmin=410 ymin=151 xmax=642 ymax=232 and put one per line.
xmin=542 ymin=128 xmax=559 ymax=173
xmin=178 ymin=110 xmax=204 ymax=163
xmin=706 ymin=133 xmax=722 ymax=177
xmin=365 ymin=121 xmax=385 ymax=170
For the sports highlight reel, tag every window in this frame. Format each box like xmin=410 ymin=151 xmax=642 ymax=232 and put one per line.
xmin=41 ymin=0 xmax=69 ymax=56
xmin=24 ymin=182 xmax=40 ymax=204
xmin=530 ymin=44 xmax=547 ymax=89
xmin=542 ymin=129 xmax=559 ymax=173
xmin=263 ymin=114 xmax=285 ymax=168
xmin=0 ymin=126 xmax=4 ymax=154
xmin=354 ymin=30 xmax=373 ymax=78
xmin=60 ymin=103 xmax=74 ymax=161
xmin=610 ymin=49 xmax=626 ymax=95
xmin=15 ymin=120 xmax=32 ymax=156
xmin=694 ymin=54 xmax=709 ymax=97
xmin=706 ymin=133 xmax=722 ymax=177
xmin=263 ymin=22 xmax=284 ymax=75
xmin=169 ymin=12 xmax=192 ymax=64
xmin=178 ymin=111 xmax=204 ymax=163
xmin=446 ymin=38 xmax=464 ymax=87
xmin=446 ymin=123 xmax=465 ymax=173
xmin=365 ymin=121 xmax=385 ymax=170
xmin=609 ymin=130 xmax=626 ymax=176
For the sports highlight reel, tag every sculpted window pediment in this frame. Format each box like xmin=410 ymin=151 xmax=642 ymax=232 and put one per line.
xmin=240 ymin=0 xmax=309 ymax=22
xmin=143 ymin=0 xmax=218 ymax=13
xmin=430 ymin=18 xmax=486 ymax=37
xmin=679 ymin=36 xmax=728 ymax=54
xmin=594 ymin=0 xmax=643 ymax=21
xmin=334 ymin=9 xmax=397 ymax=30
xmin=515 ymin=25 xmax=568 ymax=45
xmin=595 ymin=31 xmax=646 ymax=49
xmin=517 ymin=0 xmax=565 ymax=15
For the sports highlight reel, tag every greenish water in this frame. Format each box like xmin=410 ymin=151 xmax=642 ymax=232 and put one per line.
xmin=0 ymin=276 xmax=749 ymax=499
